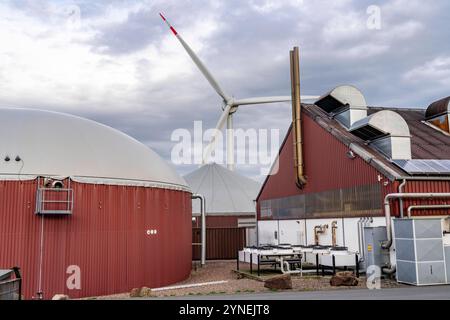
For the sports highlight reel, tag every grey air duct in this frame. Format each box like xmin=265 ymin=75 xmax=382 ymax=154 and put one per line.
xmin=315 ymin=85 xmax=368 ymax=128
xmin=350 ymin=110 xmax=412 ymax=160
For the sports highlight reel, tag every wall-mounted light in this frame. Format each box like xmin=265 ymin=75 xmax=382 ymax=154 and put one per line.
xmin=52 ymin=181 xmax=64 ymax=189
xmin=346 ymin=150 xmax=356 ymax=159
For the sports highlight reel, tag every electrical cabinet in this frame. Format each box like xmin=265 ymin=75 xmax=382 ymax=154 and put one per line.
xmin=394 ymin=218 xmax=447 ymax=286
xmin=363 ymin=226 xmax=390 ymax=270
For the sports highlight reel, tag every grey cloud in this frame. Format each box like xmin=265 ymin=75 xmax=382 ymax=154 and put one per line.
xmin=2 ymin=0 xmax=450 ymax=180
xmin=92 ymin=8 xmax=164 ymax=55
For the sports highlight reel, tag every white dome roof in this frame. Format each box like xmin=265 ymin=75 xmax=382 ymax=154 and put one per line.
xmin=184 ymin=163 xmax=261 ymax=215
xmin=0 ymin=108 xmax=189 ymax=190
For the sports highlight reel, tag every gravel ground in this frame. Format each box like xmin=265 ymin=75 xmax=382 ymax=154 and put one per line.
xmin=90 ymin=261 xmax=402 ymax=299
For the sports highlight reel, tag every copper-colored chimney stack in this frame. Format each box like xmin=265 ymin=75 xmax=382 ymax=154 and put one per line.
xmin=290 ymin=47 xmax=307 ymax=188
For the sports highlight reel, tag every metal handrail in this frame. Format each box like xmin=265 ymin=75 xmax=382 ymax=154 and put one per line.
xmin=35 ymin=187 xmax=74 ymax=215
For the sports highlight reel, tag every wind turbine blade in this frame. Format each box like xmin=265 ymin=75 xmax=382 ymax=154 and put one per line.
xmin=300 ymin=95 xmax=320 ymax=101
xmin=202 ymin=104 xmax=232 ymax=164
xmin=160 ymin=13 xmax=231 ymax=103
xmin=234 ymin=95 xmax=319 ymax=106
xmin=233 ymin=96 xmax=291 ymax=105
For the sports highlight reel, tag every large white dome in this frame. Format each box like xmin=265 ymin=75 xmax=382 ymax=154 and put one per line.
xmin=0 ymin=108 xmax=189 ymax=191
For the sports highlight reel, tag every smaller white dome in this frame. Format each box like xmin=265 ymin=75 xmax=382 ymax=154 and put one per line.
xmin=0 ymin=108 xmax=188 ymax=190
xmin=185 ymin=163 xmax=261 ymax=215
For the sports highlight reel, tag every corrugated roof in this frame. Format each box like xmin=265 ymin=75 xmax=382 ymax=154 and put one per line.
xmin=425 ymin=96 xmax=450 ymax=119
xmin=368 ymin=107 xmax=450 ymax=160
xmin=184 ymin=163 xmax=260 ymax=215
xmin=302 ymin=104 xmax=450 ymax=179
xmin=257 ymin=103 xmax=450 ymax=201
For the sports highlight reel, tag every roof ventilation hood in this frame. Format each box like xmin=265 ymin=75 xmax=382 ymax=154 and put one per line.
xmin=425 ymin=96 xmax=450 ymax=134
xmin=315 ymin=85 xmax=368 ymax=128
xmin=350 ymin=110 xmax=412 ymax=160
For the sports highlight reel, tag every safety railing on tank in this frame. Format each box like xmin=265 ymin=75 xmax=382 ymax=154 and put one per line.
xmin=35 ymin=187 xmax=74 ymax=215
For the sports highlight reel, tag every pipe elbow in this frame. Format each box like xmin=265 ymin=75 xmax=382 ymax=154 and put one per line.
xmin=381 ymin=240 xmax=392 ymax=249
xmin=382 ymin=265 xmax=396 ymax=275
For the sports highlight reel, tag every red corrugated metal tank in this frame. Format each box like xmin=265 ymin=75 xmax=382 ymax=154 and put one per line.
xmin=0 ymin=108 xmax=192 ymax=299
xmin=0 ymin=180 xmax=191 ymax=299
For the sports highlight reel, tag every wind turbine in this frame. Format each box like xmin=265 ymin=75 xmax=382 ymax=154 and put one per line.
xmin=160 ymin=13 xmax=318 ymax=170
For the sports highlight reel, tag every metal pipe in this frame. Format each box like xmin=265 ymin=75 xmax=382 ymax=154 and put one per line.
xmin=304 ymin=219 xmax=308 ymax=246
xmin=341 ymin=217 xmax=346 ymax=246
xmin=362 ymin=218 xmax=368 ymax=261
xmin=36 ymin=216 xmax=44 ymax=299
xmin=192 ymin=194 xmax=206 ymax=266
xmin=382 ymin=265 xmax=396 ymax=275
xmin=358 ymin=217 xmax=369 ymax=262
xmin=331 ymin=221 xmax=338 ymax=247
xmin=407 ymin=204 xmax=450 ymax=218
xmin=357 ymin=218 xmax=362 ymax=258
xmin=314 ymin=224 xmax=328 ymax=245
xmin=397 ymin=176 xmax=450 ymax=181
xmin=37 ymin=177 xmax=45 ymax=301
xmin=226 ymin=113 xmax=234 ymax=171
xmin=383 ymin=193 xmax=450 ymax=249
xmin=362 ymin=217 xmax=373 ymax=262
xmin=290 ymin=47 xmax=307 ymax=188
xmin=398 ymin=179 xmax=407 ymax=218
xmin=361 ymin=218 xmax=367 ymax=261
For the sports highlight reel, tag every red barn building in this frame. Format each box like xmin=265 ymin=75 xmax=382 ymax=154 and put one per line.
xmin=256 ymin=86 xmax=450 ymax=280
xmin=0 ymin=108 xmax=192 ymax=299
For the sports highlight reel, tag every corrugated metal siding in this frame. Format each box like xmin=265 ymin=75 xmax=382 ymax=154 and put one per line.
xmin=0 ymin=180 xmax=40 ymax=299
xmin=399 ymin=180 xmax=450 ymax=216
xmin=0 ymin=179 xmax=192 ymax=299
xmin=192 ymin=228 xmax=246 ymax=260
xmin=258 ymin=114 xmax=393 ymax=219
xmin=257 ymin=111 xmax=450 ymax=219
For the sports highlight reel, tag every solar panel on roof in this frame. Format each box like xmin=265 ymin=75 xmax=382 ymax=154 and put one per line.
xmin=393 ymin=159 xmax=450 ymax=175
xmin=351 ymin=126 xmax=387 ymax=141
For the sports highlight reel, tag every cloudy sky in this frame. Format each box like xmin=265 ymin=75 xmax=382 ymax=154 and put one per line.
xmin=1 ymin=0 xmax=449 ymax=181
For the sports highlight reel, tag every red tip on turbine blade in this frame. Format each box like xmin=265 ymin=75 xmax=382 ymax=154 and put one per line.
xmin=159 ymin=12 xmax=177 ymax=35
